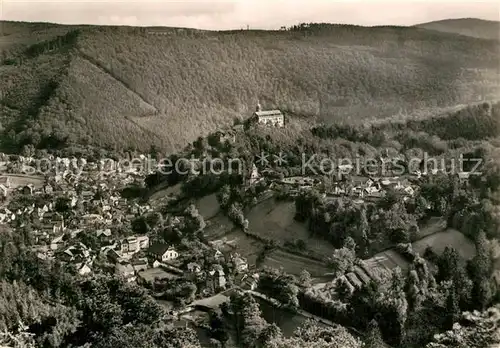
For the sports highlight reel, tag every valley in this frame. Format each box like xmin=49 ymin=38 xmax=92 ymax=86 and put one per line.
xmin=0 ymin=15 xmax=499 ymax=348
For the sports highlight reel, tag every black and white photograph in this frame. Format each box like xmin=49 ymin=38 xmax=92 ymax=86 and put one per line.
xmin=0 ymin=0 xmax=499 ymax=347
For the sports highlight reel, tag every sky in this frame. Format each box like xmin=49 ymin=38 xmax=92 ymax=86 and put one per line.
xmin=1 ymin=0 xmax=499 ymax=30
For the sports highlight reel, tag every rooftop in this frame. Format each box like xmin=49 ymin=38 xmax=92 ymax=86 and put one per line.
xmin=254 ymin=110 xmax=283 ymax=117
xmin=148 ymin=243 xmax=173 ymax=256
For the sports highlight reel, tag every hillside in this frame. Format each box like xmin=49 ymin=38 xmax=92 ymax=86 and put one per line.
xmin=415 ymin=18 xmax=500 ymax=40
xmin=1 ymin=21 xmax=499 ymax=155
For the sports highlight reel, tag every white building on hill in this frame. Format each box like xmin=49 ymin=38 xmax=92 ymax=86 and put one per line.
xmin=253 ymin=102 xmax=284 ymax=127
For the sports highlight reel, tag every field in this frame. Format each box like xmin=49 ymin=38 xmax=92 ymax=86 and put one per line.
xmin=412 ymin=229 xmax=477 ymax=260
xmin=202 ymin=200 xmax=332 ymax=276
xmin=261 ymin=249 xmax=331 ymax=278
xmin=246 ymin=198 xmax=334 ymax=258
xmin=202 ymin=212 xmax=234 ymax=240
xmin=195 ymin=193 xmax=219 ymax=220
xmin=1 ymin=21 xmax=499 ymax=154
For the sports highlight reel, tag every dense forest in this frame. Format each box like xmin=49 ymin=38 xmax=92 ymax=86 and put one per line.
xmin=0 ymin=20 xmax=499 ymax=155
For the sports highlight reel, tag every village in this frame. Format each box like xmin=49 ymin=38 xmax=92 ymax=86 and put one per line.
xmin=0 ymin=152 xmax=264 ymax=316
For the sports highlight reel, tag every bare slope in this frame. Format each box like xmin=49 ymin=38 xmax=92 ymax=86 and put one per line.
xmin=415 ymin=18 xmax=500 ymax=40
xmin=1 ymin=22 xmax=499 ymax=154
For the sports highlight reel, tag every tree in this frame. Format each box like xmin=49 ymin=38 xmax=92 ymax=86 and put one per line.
xmin=444 ymin=289 xmax=460 ymax=330
xmin=131 ymin=216 xmax=149 ymax=235
xmin=54 ymin=196 xmax=71 ymax=213
xmin=228 ymin=202 xmax=245 ymax=229
xmin=328 ymin=246 xmax=356 ymax=276
xmin=268 ymin=319 xmax=363 ymax=348
xmin=364 ymin=319 xmax=387 ymax=348
xmin=469 ymin=231 xmax=494 ymax=309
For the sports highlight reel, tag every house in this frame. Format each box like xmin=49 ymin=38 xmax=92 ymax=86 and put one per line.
xmin=215 ymin=131 xmax=236 ymax=144
xmin=232 ymin=124 xmax=245 ymax=132
xmin=352 ymin=176 xmax=374 ymax=189
xmin=137 ymin=235 xmax=150 ymax=249
xmin=50 ymin=234 xmax=65 ymax=250
xmin=253 ymin=103 xmax=284 ymax=127
xmin=0 ymin=177 xmax=11 ymax=189
xmin=365 ymin=186 xmax=380 ymax=195
xmin=457 ymin=172 xmax=471 ymax=185
xmin=148 ymin=243 xmax=179 ymax=262
xmin=77 ymin=263 xmax=92 ymax=276
xmin=59 ymin=244 xmax=90 ymax=263
xmin=96 ymin=228 xmax=112 ymax=238
xmin=214 ymin=249 xmax=225 ymax=261
xmin=191 ymin=293 xmax=230 ymax=312
xmin=241 ymin=273 xmax=260 ymax=290
xmin=104 ymin=248 xmax=121 ymax=263
xmin=115 ymin=262 xmax=136 ymax=282
xmin=120 ymin=236 xmax=140 ymax=254
xmin=404 ymin=186 xmax=415 ymax=196
xmin=232 ymin=255 xmax=248 ymax=273
xmin=43 ymin=184 xmax=53 ymax=194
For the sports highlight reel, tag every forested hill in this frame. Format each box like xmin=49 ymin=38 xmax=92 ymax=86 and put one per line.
xmin=415 ymin=18 xmax=500 ymax=40
xmin=0 ymin=20 xmax=499 ymax=156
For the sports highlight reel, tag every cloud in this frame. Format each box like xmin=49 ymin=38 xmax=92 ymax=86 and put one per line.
xmin=2 ymin=0 xmax=499 ymax=29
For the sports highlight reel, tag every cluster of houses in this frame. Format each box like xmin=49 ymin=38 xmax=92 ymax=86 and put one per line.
xmin=334 ymin=175 xmax=416 ymax=199
xmin=0 ymin=153 xmax=260 ymax=302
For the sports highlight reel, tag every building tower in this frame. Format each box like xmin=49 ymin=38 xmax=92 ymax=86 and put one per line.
xmin=256 ymin=100 xmax=262 ymax=112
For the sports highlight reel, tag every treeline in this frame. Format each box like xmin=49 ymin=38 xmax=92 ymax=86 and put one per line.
xmin=313 ymin=102 xmax=500 ymax=146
